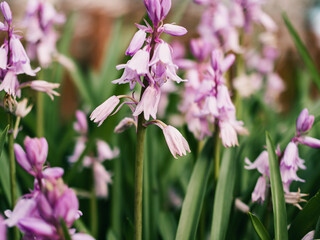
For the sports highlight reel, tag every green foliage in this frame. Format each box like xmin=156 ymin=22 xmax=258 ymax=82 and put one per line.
xmin=266 ymin=132 xmax=288 ymax=240
xmin=175 ymin=137 xmax=214 ymax=240
xmin=288 ymin=189 xmax=320 ymax=240
xmin=248 ymin=212 xmax=272 ymax=240
xmin=283 ymin=13 xmax=320 ymax=91
xmin=210 ymin=148 xmax=236 ymax=240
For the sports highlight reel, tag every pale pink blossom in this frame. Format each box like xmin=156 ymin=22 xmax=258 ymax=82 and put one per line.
xmin=90 ymin=96 xmax=120 ymax=127
xmin=29 ymin=80 xmax=60 ymax=100
xmin=133 ymin=85 xmax=161 ymax=120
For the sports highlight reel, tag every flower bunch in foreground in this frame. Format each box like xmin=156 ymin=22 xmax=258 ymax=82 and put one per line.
xmin=90 ymin=0 xmax=190 ymax=159
xmin=245 ymin=108 xmax=319 ymax=209
xmin=2 ymin=136 xmax=94 ymax=240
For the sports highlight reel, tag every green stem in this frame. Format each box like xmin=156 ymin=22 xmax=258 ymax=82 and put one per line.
xmin=37 ymin=92 xmax=44 ymax=137
xmin=90 ymin=166 xmax=98 ymax=238
xmin=8 ymin=113 xmax=19 ymax=240
xmin=213 ymin=124 xmax=220 ymax=181
xmin=134 ymin=113 xmax=146 ymax=240
xmin=7 ymin=113 xmax=16 ymax=207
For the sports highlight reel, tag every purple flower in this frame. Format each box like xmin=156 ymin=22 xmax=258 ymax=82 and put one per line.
xmin=280 ymin=142 xmax=305 ymax=192
xmin=126 ymin=30 xmax=147 ymax=56
xmin=162 ymin=23 xmax=187 ymax=36
xmin=252 ymin=176 xmax=267 ymax=203
xmin=298 ymin=136 xmax=320 ymax=148
xmin=149 ymin=42 xmax=185 ymax=85
xmin=29 ymin=80 xmax=60 ymax=100
xmin=4 ymin=198 xmax=37 ymax=227
xmin=15 ymin=98 xmax=33 ymax=118
xmin=96 ymin=140 xmax=119 ymax=161
xmin=90 ymin=96 xmax=120 ymax=127
xmin=0 ymin=1 xmax=12 ymax=24
xmin=114 ymin=117 xmax=137 ymax=133
xmin=155 ymin=122 xmax=190 ymax=159
xmin=93 ymin=162 xmax=112 ymax=197
xmin=74 ymin=110 xmax=88 ymax=135
xmin=144 ymin=0 xmax=171 ymax=26
xmin=113 ymin=49 xmax=150 ymax=89
xmin=23 ymin=0 xmax=65 ymax=67
xmin=133 ymin=85 xmax=161 ymax=120
xmin=0 ymin=71 xmax=18 ymax=96
xmin=245 ymin=151 xmax=269 ymax=175
xmin=296 ymin=108 xmax=314 ymax=134
xmin=14 ymin=137 xmax=48 ymax=177
xmin=0 ymin=215 xmax=7 ymax=240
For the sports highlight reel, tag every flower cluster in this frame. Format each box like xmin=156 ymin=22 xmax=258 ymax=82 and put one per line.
xmin=177 ymin=44 xmax=248 ymax=146
xmin=0 ymin=1 xmax=60 ymax=102
xmin=69 ymin=110 xmax=119 ymax=198
xmin=90 ymin=0 xmax=190 ymax=159
xmin=3 ymin=137 xmax=94 ymax=240
xmin=245 ymin=108 xmax=319 ymax=208
xmin=23 ymin=0 xmax=65 ymax=67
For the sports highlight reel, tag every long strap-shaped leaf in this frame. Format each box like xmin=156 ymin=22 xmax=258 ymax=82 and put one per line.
xmin=175 ymin=137 xmax=214 ymax=240
xmin=283 ymin=13 xmax=320 ymax=91
xmin=210 ymin=148 xmax=235 ymax=240
xmin=288 ymin=188 xmax=320 ymax=240
xmin=248 ymin=212 xmax=272 ymax=240
xmin=266 ymin=132 xmax=288 ymax=240
xmin=0 ymin=125 xmax=8 ymax=157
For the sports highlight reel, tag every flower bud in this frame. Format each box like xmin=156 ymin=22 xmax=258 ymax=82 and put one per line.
xmin=0 ymin=1 xmax=12 ymax=24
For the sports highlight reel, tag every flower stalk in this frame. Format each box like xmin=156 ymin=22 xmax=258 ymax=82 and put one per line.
xmin=213 ymin=123 xmax=220 ymax=181
xmin=134 ymin=112 xmax=146 ymax=240
xmin=7 ymin=113 xmax=16 ymax=208
xmin=36 ymin=92 xmax=44 ymax=137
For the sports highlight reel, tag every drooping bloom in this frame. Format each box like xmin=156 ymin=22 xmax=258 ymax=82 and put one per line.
xmin=90 ymin=96 xmax=120 ymax=127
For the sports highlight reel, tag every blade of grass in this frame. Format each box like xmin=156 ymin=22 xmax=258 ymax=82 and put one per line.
xmin=175 ymin=137 xmax=214 ymax=240
xmin=315 ymin=216 xmax=320 ymax=239
xmin=248 ymin=212 xmax=272 ymax=240
xmin=0 ymin=150 xmax=11 ymax=205
xmin=283 ymin=13 xmax=320 ymax=91
xmin=288 ymin=188 xmax=320 ymax=240
xmin=0 ymin=125 xmax=8 ymax=157
xmin=210 ymin=148 xmax=236 ymax=240
xmin=266 ymin=132 xmax=288 ymax=240
xmin=60 ymin=218 xmax=72 ymax=240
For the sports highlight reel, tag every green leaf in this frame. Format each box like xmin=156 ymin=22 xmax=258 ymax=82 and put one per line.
xmin=283 ymin=13 xmax=320 ymax=91
xmin=266 ymin=132 xmax=288 ymax=240
xmin=158 ymin=211 xmax=177 ymax=240
xmin=0 ymin=125 xmax=8 ymax=157
xmin=74 ymin=219 xmax=91 ymax=235
xmin=210 ymin=148 xmax=236 ymax=240
xmin=60 ymin=218 xmax=72 ymax=240
xmin=248 ymin=212 xmax=272 ymax=240
xmin=106 ymin=229 xmax=118 ymax=240
xmin=314 ymin=215 xmax=320 ymax=239
xmin=288 ymin=189 xmax=320 ymax=240
xmin=175 ymin=137 xmax=214 ymax=240
xmin=0 ymin=151 xmax=11 ymax=204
